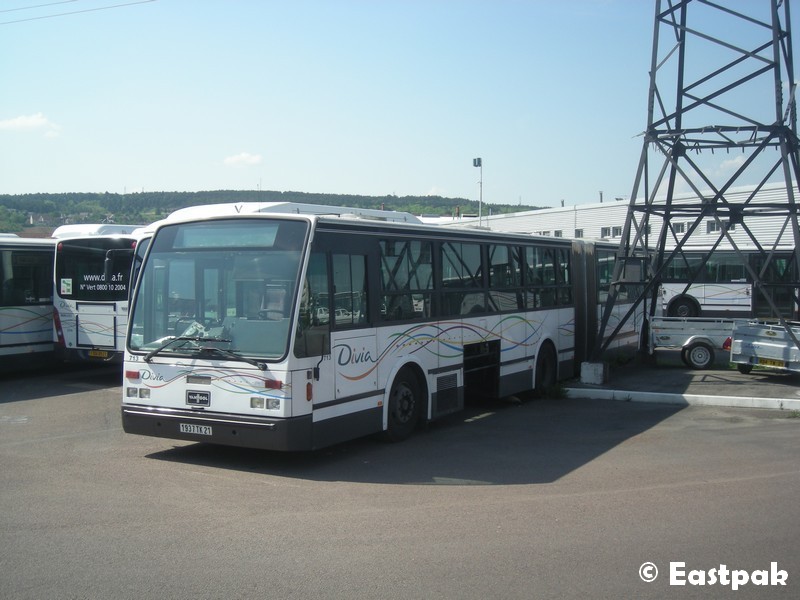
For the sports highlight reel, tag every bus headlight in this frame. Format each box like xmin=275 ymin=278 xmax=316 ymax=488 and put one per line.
xmin=251 ymin=397 xmax=280 ymax=410
xmin=126 ymin=387 xmax=150 ymax=399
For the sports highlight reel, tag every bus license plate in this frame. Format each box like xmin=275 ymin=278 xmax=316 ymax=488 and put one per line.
xmin=758 ymin=357 xmax=785 ymax=368
xmin=89 ymin=350 xmax=109 ymax=359
xmin=179 ymin=423 xmax=212 ymax=436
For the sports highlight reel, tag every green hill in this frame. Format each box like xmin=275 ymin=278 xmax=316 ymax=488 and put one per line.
xmin=0 ymin=190 xmax=541 ymax=234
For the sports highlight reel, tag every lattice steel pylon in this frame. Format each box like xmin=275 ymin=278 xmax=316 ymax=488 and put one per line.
xmin=594 ymin=0 xmax=800 ymax=360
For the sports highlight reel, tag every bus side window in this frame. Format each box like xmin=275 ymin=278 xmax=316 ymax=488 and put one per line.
xmin=332 ymin=253 xmax=368 ymax=327
xmin=295 ymin=252 xmax=330 ymax=358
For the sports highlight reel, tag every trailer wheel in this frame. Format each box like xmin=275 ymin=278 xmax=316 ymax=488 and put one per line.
xmin=737 ymin=363 xmax=753 ymax=374
xmin=685 ymin=342 xmax=714 ymax=369
xmin=680 ymin=347 xmax=690 ymax=368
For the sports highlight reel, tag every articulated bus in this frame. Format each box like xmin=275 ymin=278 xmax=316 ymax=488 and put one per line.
xmin=659 ymin=246 xmax=798 ymax=319
xmin=0 ymin=235 xmax=56 ymax=368
xmin=53 ymin=225 xmax=141 ymax=362
xmin=122 ymin=208 xmax=642 ymax=451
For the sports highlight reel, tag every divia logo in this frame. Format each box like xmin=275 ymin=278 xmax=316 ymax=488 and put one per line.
xmin=140 ymin=370 xmax=165 ymax=382
xmin=335 ymin=344 xmax=375 ymax=367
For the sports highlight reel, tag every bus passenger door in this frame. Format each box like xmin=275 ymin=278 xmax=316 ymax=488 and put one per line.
xmin=329 ymin=253 xmax=378 ymax=400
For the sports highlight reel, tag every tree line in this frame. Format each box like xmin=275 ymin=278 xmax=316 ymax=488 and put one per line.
xmin=0 ymin=190 xmax=540 ymax=233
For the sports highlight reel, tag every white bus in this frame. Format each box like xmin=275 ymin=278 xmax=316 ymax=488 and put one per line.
xmin=0 ymin=236 xmax=56 ymax=368
xmin=53 ymin=228 xmax=140 ymax=362
xmin=122 ymin=208 xmax=642 ymax=451
xmin=659 ymin=246 xmax=798 ymax=319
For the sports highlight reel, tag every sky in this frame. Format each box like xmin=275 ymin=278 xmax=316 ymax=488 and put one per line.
xmin=0 ymin=0 xmax=795 ymax=208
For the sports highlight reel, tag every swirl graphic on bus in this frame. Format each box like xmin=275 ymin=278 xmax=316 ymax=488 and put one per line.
xmin=335 ymin=315 xmax=554 ymax=382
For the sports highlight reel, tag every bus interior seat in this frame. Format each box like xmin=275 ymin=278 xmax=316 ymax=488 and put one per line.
xmin=260 ymin=286 xmax=287 ymax=319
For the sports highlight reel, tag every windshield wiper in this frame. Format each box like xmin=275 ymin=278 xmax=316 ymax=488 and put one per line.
xmin=196 ymin=345 xmax=266 ymax=370
xmin=143 ymin=335 xmax=223 ymax=362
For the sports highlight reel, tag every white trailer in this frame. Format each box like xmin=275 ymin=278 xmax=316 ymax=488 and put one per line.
xmin=648 ymin=316 xmax=745 ymax=369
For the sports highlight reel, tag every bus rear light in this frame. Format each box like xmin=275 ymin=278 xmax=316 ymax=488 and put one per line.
xmin=52 ymin=310 xmax=65 ymax=347
xmin=264 ymin=379 xmax=282 ymax=390
xmin=723 ymin=336 xmax=732 ymax=351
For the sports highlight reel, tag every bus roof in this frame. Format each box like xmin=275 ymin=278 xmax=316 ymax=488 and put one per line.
xmin=0 ymin=236 xmax=57 ymax=247
xmin=51 ymin=223 xmax=144 ymax=238
xmin=162 ymin=201 xmax=422 ymax=224
xmin=143 ymin=206 xmax=619 ymax=250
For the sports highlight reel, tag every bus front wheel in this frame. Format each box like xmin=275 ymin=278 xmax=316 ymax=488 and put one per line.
xmin=384 ymin=368 xmax=422 ymax=442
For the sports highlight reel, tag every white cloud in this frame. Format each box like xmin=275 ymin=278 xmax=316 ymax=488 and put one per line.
xmin=0 ymin=112 xmax=60 ymax=137
xmin=223 ymin=152 xmax=263 ymax=167
xmin=718 ymin=154 xmax=746 ymax=174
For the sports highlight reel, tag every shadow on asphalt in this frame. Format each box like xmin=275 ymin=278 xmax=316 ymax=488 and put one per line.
xmin=0 ymin=362 xmax=121 ymax=403
xmin=146 ymin=397 xmax=684 ymax=486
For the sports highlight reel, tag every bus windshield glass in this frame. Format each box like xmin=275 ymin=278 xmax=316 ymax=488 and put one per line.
xmin=128 ymin=218 xmax=309 ymax=360
xmin=56 ymin=237 xmax=135 ymax=302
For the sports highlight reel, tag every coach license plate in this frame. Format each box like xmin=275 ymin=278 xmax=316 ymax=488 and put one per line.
xmin=186 ymin=390 xmax=210 ymax=406
xmin=758 ymin=357 xmax=785 ymax=368
xmin=179 ymin=423 xmax=212 ymax=436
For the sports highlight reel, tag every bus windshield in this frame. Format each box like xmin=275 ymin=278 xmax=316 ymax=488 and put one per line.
xmin=56 ymin=237 xmax=135 ymax=302
xmin=128 ymin=218 xmax=309 ymax=360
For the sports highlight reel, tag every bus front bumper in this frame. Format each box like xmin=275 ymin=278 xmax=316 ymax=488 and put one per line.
xmin=121 ymin=404 xmax=314 ymax=452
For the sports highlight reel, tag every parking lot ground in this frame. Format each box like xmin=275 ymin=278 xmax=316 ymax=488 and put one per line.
xmin=567 ymin=350 xmax=800 ymax=410
xmin=1 ymin=365 xmax=799 ymax=599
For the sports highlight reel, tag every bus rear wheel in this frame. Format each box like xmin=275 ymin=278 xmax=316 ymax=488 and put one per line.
xmin=534 ymin=343 xmax=558 ymax=395
xmin=384 ymin=368 xmax=422 ymax=442
xmin=669 ymin=297 xmax=698 ymax=318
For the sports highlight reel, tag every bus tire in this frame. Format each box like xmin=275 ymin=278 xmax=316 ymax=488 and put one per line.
xmin=534 ymin=342 xmax=558 ymax=394
xmin=383 ymin=367 xmax=422 ymax=442
xmin=669 ymin=297 xmax=698 ymax=318
xmin=685 ymin=342 xmax=714 ymax=369
xmin=737 ymin=363 xmax=754 ymax=374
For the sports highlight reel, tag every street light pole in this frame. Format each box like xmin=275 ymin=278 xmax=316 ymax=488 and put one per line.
xmin=473 ymin=157 xmax=482 ymax=226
